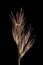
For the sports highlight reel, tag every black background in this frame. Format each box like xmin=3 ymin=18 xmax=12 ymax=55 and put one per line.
xmin=0 ymin=0 xmax=42 ymax=65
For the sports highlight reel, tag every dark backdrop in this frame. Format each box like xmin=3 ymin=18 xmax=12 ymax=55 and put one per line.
xmin=0 ymin=0 xmax=42 ymax=65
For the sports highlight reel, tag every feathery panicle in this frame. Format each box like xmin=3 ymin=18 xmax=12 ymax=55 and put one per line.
xmin=10 ymin=8 xmax=35 ymax=65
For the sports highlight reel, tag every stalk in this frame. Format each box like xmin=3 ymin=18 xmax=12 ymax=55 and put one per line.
xmin=18 ymin=57 xmax=20 ymax=65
